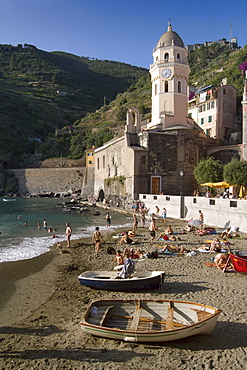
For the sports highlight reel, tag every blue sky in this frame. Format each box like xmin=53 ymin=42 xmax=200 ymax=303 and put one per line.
xmin=1 ymin=0 xmax=246 ymax=68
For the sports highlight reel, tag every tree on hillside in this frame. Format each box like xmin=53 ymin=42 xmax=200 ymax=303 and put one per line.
xmin=223 ymin=158 xmax=247 ymax=187
xmin=193 ymin=157 xmax=223 ymax=184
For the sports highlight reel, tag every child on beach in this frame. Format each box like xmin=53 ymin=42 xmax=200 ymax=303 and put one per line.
xmin=56 ymin=242 xmax=62 ymax=251
xmin=112 ymin=250 xmax=124 ymax=266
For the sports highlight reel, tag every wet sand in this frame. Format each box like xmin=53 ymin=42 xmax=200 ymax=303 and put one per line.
xmin=0 ymin=216 xmax=247 ymax=369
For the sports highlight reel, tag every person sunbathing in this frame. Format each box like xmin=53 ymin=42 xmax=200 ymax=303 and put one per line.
xmin=183 ymin=225 xmax=195 ymax=232
xmin=118 ymin=231 xmax=135 ymax=245
xmin=165 ymin=225 xmax=173 ymax=235
xmin=220 ymin=228 xmax=232 ymax=238
xmin=196 ymin=228 xmax=210 ymax=236
xmin=209 ymin=237 xmax=221 ymax=253
xmin=156 ymin=232 xmax=180 ymax=241
xmin=128 ymin=248 xmax=145 ymax=258
xmin=160 ymin=244 xmax=185 ymax=254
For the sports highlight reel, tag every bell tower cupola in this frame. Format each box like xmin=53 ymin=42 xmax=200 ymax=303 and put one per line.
xmin=148 ymin=22 xmax=190 ymax=129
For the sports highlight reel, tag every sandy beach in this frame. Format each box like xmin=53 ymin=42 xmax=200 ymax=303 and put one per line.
xmin=0 ymin=214 xmax=247 ymax=370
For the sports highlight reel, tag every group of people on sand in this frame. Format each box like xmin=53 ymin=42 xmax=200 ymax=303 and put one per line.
xmin=131 ymin=207 xmax=167 ymax=235
xmin=112 ymin=248 xmax=145 ymax=266
xmin=60 ymin=204 xmax=237 ymax=272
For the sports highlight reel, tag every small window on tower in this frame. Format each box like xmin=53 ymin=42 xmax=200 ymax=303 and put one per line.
xmin=164 ymin=81 xmax=168 ymax=92
xmin=178 ymin=81 xmax=181 ymax=93
xmin=164 ymin=52 xmax=169 ymax=60
xmin=177 ymin=53 xmax=180 ymax=59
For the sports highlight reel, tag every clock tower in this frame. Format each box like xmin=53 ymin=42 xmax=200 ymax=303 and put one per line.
xmin=148 ymin=23 xmax=190 ymax=129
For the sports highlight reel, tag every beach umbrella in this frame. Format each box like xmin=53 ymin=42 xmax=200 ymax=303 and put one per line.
xmin=238 ymin=185 xmax=246 ymax=198
xmin=200 ymin=181 xmax=231 ymax=188
xmin=188 ymin=219 xmax=203 ymax=226
xmin=210 ymin=181 xmax=231 ymax=188
xmin=223 ymin=220 xmax=230 ymax=229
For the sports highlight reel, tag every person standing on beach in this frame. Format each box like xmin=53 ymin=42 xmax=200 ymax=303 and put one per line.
xmin=132 ymin=213 xmax=138 ymax=234
xmin=65 ymin=222 xmax=72 ymax=248
xmin=199 ymin=210 xmax=204 ymax=230
xmin=92 ymin=227 xmax=105 ymax=255
xmin=140 ymin=210 xmax=146 ymax=227
xmin=105 ymin=212 xmax=111 ymax=228
xmin=148 ymin=217 xmax=156 ymax=243
xmin=161 ymin=208 xmax=167 ymax=223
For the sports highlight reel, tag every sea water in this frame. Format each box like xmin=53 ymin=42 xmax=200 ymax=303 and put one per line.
xmin=0 ymin=197 xmax=132 ymax=263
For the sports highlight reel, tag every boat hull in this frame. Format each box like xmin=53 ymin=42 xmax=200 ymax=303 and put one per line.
xmin=78 ymin=271 xmax=165 ymax=291
xmin=80 ymin=299 xmax=221 ymax=343
xmin=230 ymin=254 xmax=247 ymax=275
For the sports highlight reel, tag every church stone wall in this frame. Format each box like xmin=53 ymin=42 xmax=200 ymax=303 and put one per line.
xmin=144 ymin=130 xmax=218 ymax=196
xmin=11 ymin=167 xmax=94 ymax=196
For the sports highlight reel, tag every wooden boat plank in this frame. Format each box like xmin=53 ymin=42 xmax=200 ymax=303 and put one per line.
xmin=129 ymin=301 xmax=142 ymax=332
xmin=166 ymin=301 xmax=174 ymax=330
xmin=100 ymin=306 xmax=114 ymax=326
xmin=111 ymin=313 xmax=185 ymax=329
xmin=190 ymin=308 xmax=212 ymax=321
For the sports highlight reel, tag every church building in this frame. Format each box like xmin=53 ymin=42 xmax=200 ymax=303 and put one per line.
xmin=94 ymin=23 xmax=218 ymax=200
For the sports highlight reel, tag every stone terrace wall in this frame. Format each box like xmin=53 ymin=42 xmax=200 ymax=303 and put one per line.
xmin=12 ymin=167 xmax=94 ymax=195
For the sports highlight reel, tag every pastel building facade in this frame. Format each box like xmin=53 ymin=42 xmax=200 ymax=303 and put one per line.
xmin=188 ymin=84 xmax=237 ymax=142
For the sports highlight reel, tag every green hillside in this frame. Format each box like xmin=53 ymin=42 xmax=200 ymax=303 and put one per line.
xmin=1 ymin=42 xmax=247 ymax=167
xmin=0 ymin=44 xmax=147 ymax=165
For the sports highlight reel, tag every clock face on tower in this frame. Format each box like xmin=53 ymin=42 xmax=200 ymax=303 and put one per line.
xmin=161 ymin=68 xmax=172 ymax=78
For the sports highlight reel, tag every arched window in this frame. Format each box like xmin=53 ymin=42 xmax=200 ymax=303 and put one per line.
xmin=178 ymin=81 xmax=181 ymax=93
xmin=156 ymin=56 xmax=158 ymax=61
xmin=164 ymin=81 xmax=168 ymax=92
xmin=164 ymin=52 xmax=169 ymax=60
xmin=177 ymin=53 xmax=181 ymax=60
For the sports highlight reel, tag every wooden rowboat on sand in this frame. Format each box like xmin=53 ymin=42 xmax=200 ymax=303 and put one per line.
xmin=80 ymin=299 xmax=221 ymax=343
xmin=78 ymin=271 xmax=165 ymax=291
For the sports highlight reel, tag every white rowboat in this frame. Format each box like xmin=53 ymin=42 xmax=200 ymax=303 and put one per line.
xmin=80 ymin=299 xmax=221 ymax=343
